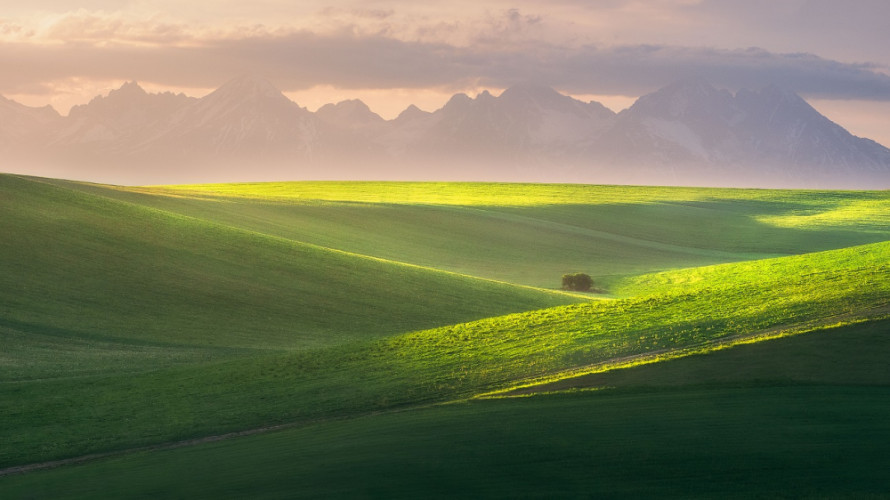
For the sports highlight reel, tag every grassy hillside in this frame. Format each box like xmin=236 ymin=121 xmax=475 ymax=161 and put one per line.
xmin=3 ymin=319 xmax=887 ymax=499
xmin=47 ymin=179 xmax=890 ymax=288
xmin=3 ymin=176 xmax=888 ymax=496
xmin=128 ymin=180 xmax=890 ymax=210
xmin=612 ymin=240 xmax=890 ymax=299
xmin=509 ymin=314 xmax=890 ymax=394
xmin=1 ymin=237 xmax=886 ymax=468
xmin=0 ymin=174 xmax=579 ymax=379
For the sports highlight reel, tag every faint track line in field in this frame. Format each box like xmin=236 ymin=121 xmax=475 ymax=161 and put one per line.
xmin=482 ymin=304 xmax=890 ymax=397
xmin=3 ymin=304 xmax=889 ymax=478
xmin=0 ymin=402 xmax=440 ymax=478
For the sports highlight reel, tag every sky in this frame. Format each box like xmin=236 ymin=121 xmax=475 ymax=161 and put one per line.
xmin=2 ymin=0 xmax=890 ymax=145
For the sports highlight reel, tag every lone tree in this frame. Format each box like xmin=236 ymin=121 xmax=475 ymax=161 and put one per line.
xmin=562 ymin=272 xmax=593 ymax=292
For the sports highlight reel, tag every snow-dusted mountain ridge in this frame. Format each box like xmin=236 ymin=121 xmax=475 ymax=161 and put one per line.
xmin=1 ymin=76 xmax=888 ymax=188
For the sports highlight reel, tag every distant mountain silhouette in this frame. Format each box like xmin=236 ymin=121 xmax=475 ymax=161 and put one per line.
xmin=1 ymin=76 xmax=889 ymax=187
xmin=590 ymin=78 xmax=890 ymax=186
xmin=145 ymin=75 xmax=317 ymax=162
xmin=317 ymin=99 xmax=385 ymax=129
xmin=0 ymin=95 xmax=59 ymax=147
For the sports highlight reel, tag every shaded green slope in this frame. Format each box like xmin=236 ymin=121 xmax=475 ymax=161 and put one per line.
xmin=0 ymin=321 xmax=227 ymax=382
xmin=511 ymin=315 xmax=890 ymax=394
xmin=3 ymin=319 xmax=888 ymax=499
xmin=50 ymin=191 xmax=746 ymax=289
xmin=2 ymin=239 xmax=887 ymax=467
xmin=50 ymin=179 xmax=890 ymax=288
xmin=0 ymin=174 xmax=579 ymax=375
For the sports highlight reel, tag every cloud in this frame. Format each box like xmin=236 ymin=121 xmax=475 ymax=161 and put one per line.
xmin=556 ymin=45 xmax=890 ymax=100
xmin=2 ymin=20 xmax=890 ymax=101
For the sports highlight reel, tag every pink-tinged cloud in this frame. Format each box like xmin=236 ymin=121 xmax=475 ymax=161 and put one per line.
xmin=2 ymin=30 xmax=890 ymax=102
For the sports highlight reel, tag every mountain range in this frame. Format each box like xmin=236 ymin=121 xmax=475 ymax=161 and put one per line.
xmin=2 ymin=75 xmax=889 ymax=188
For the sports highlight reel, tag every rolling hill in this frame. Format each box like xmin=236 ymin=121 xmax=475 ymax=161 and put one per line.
xmin=0 ymin=174 xmax=580 ymax=379
xmin=44 ymin=179 xmax=890 ymax=288
xmin=3 ymin=319 xmax=887 ymax=499
xmin=1 ymin=177 xmax=888 ymax=497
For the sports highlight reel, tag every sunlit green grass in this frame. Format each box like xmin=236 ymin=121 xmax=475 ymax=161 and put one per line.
xmin=3 ymin=174 xmax=889 ymax=495
xmin=612 ymin=239 xmax=890 ymax=299
xmin=507 ymin=315 xmax=890 ymax=394
xmin=135 ymin=180 xmax=890 ymax=210
xmin=44 ymin=178 xmax=890 ymax=288
xmin=8 ymin=387 xmax=890 ymax=499
xmin=0 ymin=174 xmax=579 ymax=379
xmin=3 ymin=319 xmax=888 ymax=499
xmin=2 ymin=238 xmax=886 ymax=467
xmin=755 ymin=198 xmax=890 ymax=231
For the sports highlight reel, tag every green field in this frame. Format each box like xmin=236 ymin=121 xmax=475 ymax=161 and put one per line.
xmin=1 ymin=174 xmax=888 ymax=497
xmin=48 ymin=178 xmax=890 ymax=288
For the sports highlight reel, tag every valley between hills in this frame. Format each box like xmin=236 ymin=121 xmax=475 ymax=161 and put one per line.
xmin=1 ymin=174 xmax=889 ymax=497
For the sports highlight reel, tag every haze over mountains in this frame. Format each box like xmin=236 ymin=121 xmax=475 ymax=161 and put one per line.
xmin=2 ymin=75 xmax=889 ymax=188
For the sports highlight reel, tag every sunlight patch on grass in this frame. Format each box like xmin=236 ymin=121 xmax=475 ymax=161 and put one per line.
xmin=140 ymin=180 xmax=881 ymax=207
xmin=755 ymin=199 xmax=890 ymax=231
xmin=4 ymin=174 xmax=890 ymax=472
xmin=480 ymin=313 xmax=890 ymax=397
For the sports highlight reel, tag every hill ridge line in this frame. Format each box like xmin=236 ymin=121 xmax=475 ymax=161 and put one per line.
xmin=22 ymin=175 xmax=585 ymax=300
xmin=447 ymin=204 xmax=764 ymax=261
xmin=483 ymin=306 xmax=890 ymax=397
xmin=4 ymin=308 xmax=888 ymax=478
xmin=0 ymin=399 xmax=443 ymax=478
xmin=134 ymin=180 xmax=764 ymax=262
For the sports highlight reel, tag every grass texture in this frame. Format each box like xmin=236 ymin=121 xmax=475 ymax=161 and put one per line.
xmin=3 ymin=319 xmax=888 ymax=498
xmin=1 ymin=175 xmax=888 ymax=498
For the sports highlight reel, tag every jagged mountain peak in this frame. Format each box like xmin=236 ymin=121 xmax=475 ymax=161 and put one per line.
xmin=70 ymin=81 xmax=147 ymax=115
xmin=202 ymin=75 xmax=294 ymax=107
xmin=499 ymin=83 xmax=564 ymax=100
xmin=184 ymin=74 xmax=305 ymax=127
xmin=443 ymin=92 xmax=473 ymax=108
xmin=318 ymin=99 xmax=378 ymax=117
xmin=323 ymin=98 xmax=370 ymax=110
xmin=64 ymin=80 xmax=193 ymax=139
xmin=596 ymin=78 xmax=890 ymax=186
xmin=0 ymin=94 xmax=59 ymax=117
xmin=498 ymin=84 xmax=561 ymax=108
xmin=316 ymin=99 xmax=384 ymax=127
xmin=113 ymin=81 xmax=147 ymax=97
xmin=626 ymin=78 xmax=736 ymax=121
xmin=0 ymin=95 xmax=61 ymax=144
xmin=737 ymin=84 xmax=813 ymax=113
xmin=734 ymin=84 xmax=828 ymax=129
xmin=151 ymin=75 xmax=316 ymax=160
xmin=67 ymin=80 xmax=194 ymax=121
xmin=499 ymin=83 xmax=615 ymax=120
xmin=2 ymin=76 xmax=888 ymax=188
xmin=438 ymin=84 xmax=612 ymax=116
xmin=394 ymin=104 xmax=431 ymax=123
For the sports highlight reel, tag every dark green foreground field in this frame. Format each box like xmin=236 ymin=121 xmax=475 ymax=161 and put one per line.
xmin=1 ymin=174 xmax=889 ymax=498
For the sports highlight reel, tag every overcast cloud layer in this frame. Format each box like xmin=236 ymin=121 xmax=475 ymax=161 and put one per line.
xmin=2 ymin=1 xmax=890 ymax=131
xmin=3 ymin=32 xmax=890 ymax=102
